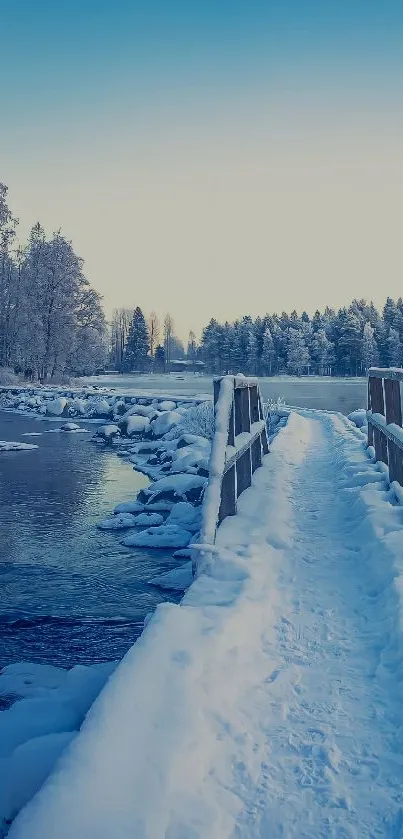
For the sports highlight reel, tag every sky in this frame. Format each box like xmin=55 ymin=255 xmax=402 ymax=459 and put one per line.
xmin=1 ymin=0 xmax=402 ymax=343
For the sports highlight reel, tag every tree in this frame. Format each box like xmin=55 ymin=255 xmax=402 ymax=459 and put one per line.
xmin=361 ymin=321 xmax=378 ymax=373
xmin=310 ymin=329 xmax=334 ymax=375
xmin=148 ymin=311 xmax=160 ymax=359
xmin=187 ymin=330 xmax=197 ymax=372
xmin=163 ymin=313 xmax=174 ymax=370
xmin=386 ymin=327 xmax=402 ymax=368
xmin=154 ymin=344 xmax=165 ymax=372
xmin=110 ymin=308 xmax=131 ymax=370
xmin=337 ymin=310 xmax=362 ymax=376
xmin=123 ymin=307 xmax=149 ymax=371
xmin=261 ymin=327 xmax=275 ymax=376
xmin=286 ymin=329 xmax=310 ymax=376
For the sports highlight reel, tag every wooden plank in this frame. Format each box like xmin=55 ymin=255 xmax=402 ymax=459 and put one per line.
xmin=234 ymin=387 xmax=243 ymax=436
xmin=240 ymin=387 xmax=251 ymax=432
xmin=218 ymin=465 xmax=236 ymax=522
xmin=384 ymin=379 xmax=402 ymax=426
xmin=373 ymin=426 xmax=388 ymax=465
xmin=369 ymin=376 xmax=384 ymax=415
xmin=228 ymin=402 xmax=235 ymax=446
xmin=261 ymin=427 xmax=269 ymax=454
xmin=213 ymin=377 xmax=222 ymax=407
xmin=251 ymin=435 xmax=262 ymax=473
xmin=236 ymin=448 xmax=252 ymax=497
xmin=249 ymin=385 xmax=260 ymax=424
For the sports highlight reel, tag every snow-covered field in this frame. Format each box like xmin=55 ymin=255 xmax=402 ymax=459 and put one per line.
xmin=6 ymin=408 xmax=403 ymax=838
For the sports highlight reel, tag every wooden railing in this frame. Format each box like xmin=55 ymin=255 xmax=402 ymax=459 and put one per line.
xmin=192 ymin=375 xmax=269 ymax=572
xmin=367 ymin=368 xmax=403 ymax=486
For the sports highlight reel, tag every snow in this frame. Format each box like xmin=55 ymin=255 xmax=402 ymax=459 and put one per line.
xmin=347 ymin=408 xmax=367 ymax=428
xmin=0 ymin=441 xmax=38 ymax=452
xmin=95 ymin=424 xmax=120 ymax=440
xmin=0 ymin=663 xmax=66 ymax=700
xmin=121 ymin=524 xmax=192 ymax=548
xmin=9 ymin=408 xmax=403 ymax=838
xmin=149 ymin=562 xmax=193 ymax=590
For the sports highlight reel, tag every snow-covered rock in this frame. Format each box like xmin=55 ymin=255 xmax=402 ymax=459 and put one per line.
xmin=122 ymin=524 xmax=192 ymax=548
xmin=132 ymin=512 xmax=164 ymax=527
xmin=45 ymin=398 xmax=69 ymax=417
xmin=59 ymin=423 xmax=83 ymax=432
xmin=165 ymin=502 xmax=202 ymax=533
xmin=90 ymin=399 xmax=113 ymax=418
xmin=113 ymin=501 xmax=145 ymax=515
xmin=95 ymin=425 xmax=120 ymax=442
xmin=0 ymin=663 xmax=66 ymax=700
xmin=126 ymin=415 xmax=150 ymax=436
xmin=139 ymin=473 xmax=207 ymax=505
xmin=149 ymin=562 xmax=193 ymax=590
xmin=98 ymin=513 xmax=139 ymax=530
xmin=158 ymin=400 xmax=177 ymax=412
xmin=150 ymin=411 xmax=183 ymax=438
xmin=0 ymin=441 xmax=38 ymax=452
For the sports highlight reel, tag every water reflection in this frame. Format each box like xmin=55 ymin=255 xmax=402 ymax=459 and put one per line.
xmin=0 ymin=413 xmax=181 ymax=669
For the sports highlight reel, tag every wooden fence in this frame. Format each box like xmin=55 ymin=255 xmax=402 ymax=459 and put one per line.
xmin=367 ymin=367 xmax=403 ymax=486
xmin=192 ymin=376 xmax=269 ymax=571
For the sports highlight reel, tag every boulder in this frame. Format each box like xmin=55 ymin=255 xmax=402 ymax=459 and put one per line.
xmin=150 ymin=411 xmax=183 ymax=438
xmin=45 ymin=398 xmax=69 ymax=417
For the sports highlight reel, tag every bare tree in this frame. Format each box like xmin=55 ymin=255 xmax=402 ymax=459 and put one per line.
xmin=148 ymin=311 xmax=160 ymax=359
xmin=110 ymin=308 xmax=132 ymax=370
xmin=163 ymin=313 xmax=174 ymax=371
xmin=187 ymin=330 xmax=197 ymax=373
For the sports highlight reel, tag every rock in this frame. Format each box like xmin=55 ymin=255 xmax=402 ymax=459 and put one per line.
xmin=91 ymin=399 xmax=113 ymax=418
xmin=59 ymin=422 xmax=81 ymax=432
xmin=122 ymin=524 xmax=192 ymax=549
xmin=151 ymin=411 xmax=183 ymax=438
xmin=98 ymin=513 xmax=139 ymax=530
xmin=95 ymin=424 xmax=120 ymax=442
xmin=149 ymin=562 xmax=193 ymax=590
xmin=45 ymin=398 xmax=69 ymax=417
xmin=158 ymin=400 xmax=177 ymax=411
xmin=132 ymin=512 xmax=164 ymax=526
xmin=113 ymin=500 xmax=145 ymax=514
xmin=126 ymin=415 xmax=151 ymax=436
xmin=138 ymin=474 xmax=207 ymax=506
xmin=165 ymin=502 xmax=201 ymax=533
xmin=113 ymin=401 xmax=127 ymax=416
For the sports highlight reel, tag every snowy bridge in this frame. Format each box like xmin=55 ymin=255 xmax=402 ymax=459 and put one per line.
xmin=8 ymin=372 xmax=403 ymax=838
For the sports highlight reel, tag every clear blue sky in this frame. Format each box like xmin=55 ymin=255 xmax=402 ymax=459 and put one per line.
xmin=1 ymin=1 xmax=402 ymax=340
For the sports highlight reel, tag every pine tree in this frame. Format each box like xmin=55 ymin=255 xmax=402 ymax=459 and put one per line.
xmin=261 ymin=327 xmax=275 ymax=375
xmin=386 ymin=327 xmax=402 ymax=368
xmin=337 ymin=311 xmax=362 ymax=375
xmin=310 ymin=329 xmax=334 ymax=375
xmin=286 ymin=329 xmax=310 ymax=376
xmin=123 ymin=307 xmax=149 ymax=371
xmin=361 ymin=321 xmax=378 ymax=373
xmin=154 ymin=344 xmax=165 ymax=372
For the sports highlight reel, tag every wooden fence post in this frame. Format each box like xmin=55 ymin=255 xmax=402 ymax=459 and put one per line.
xmin=384 ymin=378 xmax=403 ymax=484
xmin=369 ymin=376 xmax=388 ymax=464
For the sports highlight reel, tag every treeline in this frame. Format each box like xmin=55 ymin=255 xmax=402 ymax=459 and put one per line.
xmin=199 ymin=299 xmax=403 ymax=376
xmin=0 ymin=183 xmax=107 ymax=381
xmin=109 ymin=307 xmax=193 ymax=371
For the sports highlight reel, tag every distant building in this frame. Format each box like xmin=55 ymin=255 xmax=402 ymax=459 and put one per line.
xmin=169 ymin=359 xmax=205 ymax=373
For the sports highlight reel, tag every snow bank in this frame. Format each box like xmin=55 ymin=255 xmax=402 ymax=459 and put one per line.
xmin=348 ymin=408 xmax=367 ymax=429
xmin=0 ymin=661 xmax=117 ymax=834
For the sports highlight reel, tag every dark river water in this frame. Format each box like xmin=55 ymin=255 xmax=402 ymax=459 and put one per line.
xmin=0 ymin=413 xmax=181 ymax=670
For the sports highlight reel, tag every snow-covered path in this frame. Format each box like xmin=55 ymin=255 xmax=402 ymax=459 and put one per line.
xmin=9 ymin=411 xmax=403 ymax=838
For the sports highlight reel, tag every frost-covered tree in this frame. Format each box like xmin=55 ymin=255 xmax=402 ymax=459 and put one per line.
xmin=261 ymin=327 xmax=275 ymax=376
xmin=110 ymin=308 xmax=132 ymax=370
xmin=154 ymin=344 xmax=165 ymax=372
xmin=310 ymin=329 xmax=334 ymax=375
xmin=386 ymin=327 xmax=403 ymax=368
xmin=148 ymin=311 xmax=160 ymax=359
xmin=286 ymin=329 xmax=310 ymax=376
xmin=123 ymin=307 xmax=149 ymax=371
xmin=163 ymin=313 xmax=174 ymax=369
xmin=361 ymin=321 xmax=378 ymax=373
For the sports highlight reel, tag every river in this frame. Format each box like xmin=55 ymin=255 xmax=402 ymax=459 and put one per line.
xmin=0 ymin=412 xmax=181 ymax=671
xmin=83 ymin=374 xmax=367 ymax=415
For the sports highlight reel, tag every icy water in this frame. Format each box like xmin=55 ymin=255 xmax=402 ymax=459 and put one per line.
xmin=0 ymin=413 xmax=181 ymax=670
xmin=84 ymin=374 xmax=367 ymax=414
